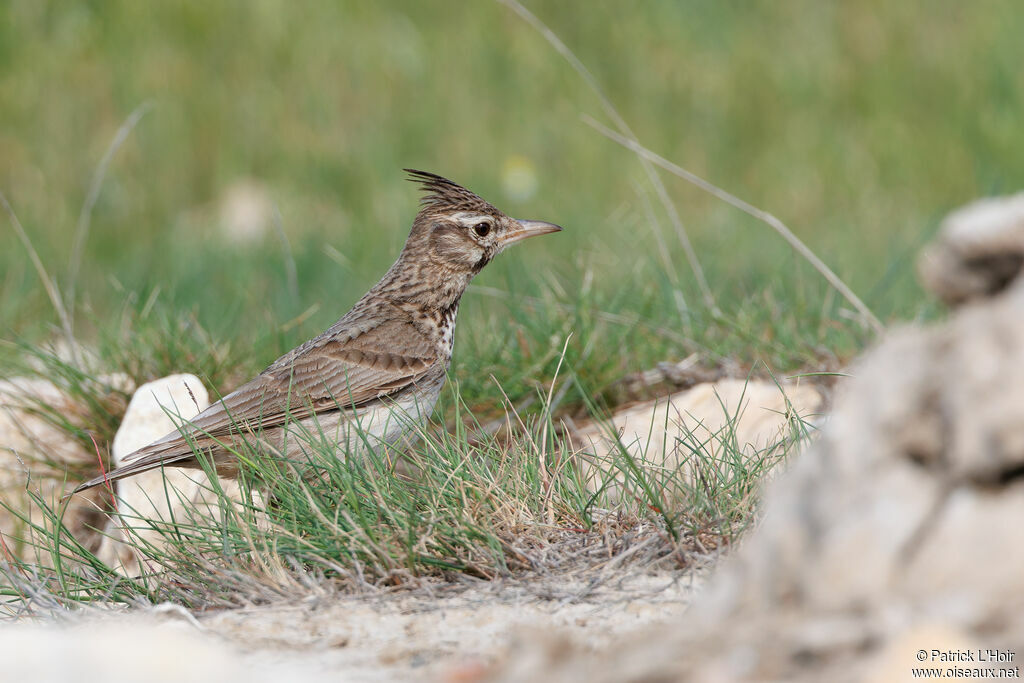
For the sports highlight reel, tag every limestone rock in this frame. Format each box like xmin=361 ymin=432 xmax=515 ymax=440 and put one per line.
xmin=0 ymin=614 xmax=333 ymax=683
xmin=683 ymin=284 xmax=1024 ymax=677
xmin=0 ymin=378 xmax=93 ymax=471
xmin=0 ymin=373 xmax=132 ymax=562
xmin=484 ymin=199 xmax=1024 ymax=681
xmin=98 ymin=374 xmax=252 ymax=577
xmin=919 ymin=192 xmax=1024 ymax=306
xmin=571 ymin=379 xmax=824 ymax=503
xmin=110 ymin=374 xmax=211 ymax=461
xmin=218 ymin=179 xmax=274 ymax=244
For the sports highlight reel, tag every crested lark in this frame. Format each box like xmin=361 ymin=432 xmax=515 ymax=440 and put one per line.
xmin=73 ymin=170 xmax=561 ymax=494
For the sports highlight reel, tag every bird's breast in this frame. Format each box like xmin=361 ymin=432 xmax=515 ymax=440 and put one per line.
xmin=435 ymin=300 xmax=460 ymax=358
xmin=438 ymin=320 xmax=455 ymax=357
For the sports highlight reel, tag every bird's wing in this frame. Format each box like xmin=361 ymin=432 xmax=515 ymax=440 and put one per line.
xmin=69 ymin=317 xmax=438 ymax=494
xmin=150 ymin=315 xmax=438 ymax=448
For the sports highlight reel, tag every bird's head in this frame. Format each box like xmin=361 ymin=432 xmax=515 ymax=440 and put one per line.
xmin=403 ymin=169 xmax=561 ymax=275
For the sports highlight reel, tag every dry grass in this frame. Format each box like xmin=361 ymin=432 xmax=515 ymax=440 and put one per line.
xmin=0 ymin=349 xmax=816 ymax=616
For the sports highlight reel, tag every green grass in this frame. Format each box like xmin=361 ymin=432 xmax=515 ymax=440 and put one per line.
xmin=0 ymin=365 xmax=814 ymax=613
xmin=1 ymin=1 xmax=1022 ymax=610
xmin=6 ymin=1 xmax=1022 ymax=397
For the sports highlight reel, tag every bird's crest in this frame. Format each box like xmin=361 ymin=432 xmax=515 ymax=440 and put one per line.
xmin=404 ymin=169 xmax=499 ymax=215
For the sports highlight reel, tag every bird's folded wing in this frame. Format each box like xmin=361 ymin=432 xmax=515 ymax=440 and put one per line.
xmin=126 ymin=317 xmax=437 ymax=461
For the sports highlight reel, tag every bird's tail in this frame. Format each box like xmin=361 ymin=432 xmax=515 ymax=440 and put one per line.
xmin=64 ymin=444 xmax=197 ymax=499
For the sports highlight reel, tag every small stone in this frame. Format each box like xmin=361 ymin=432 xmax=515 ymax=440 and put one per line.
xmin=570 ymin=379 xmax=824 ymax=503
xmin=97 ymin=374 xmax=262 ymax=577
xmin=218 ymin=179 xmax=275 ymax=245
xmin=919 ymin=192 xmax=1024 ymax=306
xmin=0 ymin=373 xmax=133 ymax=563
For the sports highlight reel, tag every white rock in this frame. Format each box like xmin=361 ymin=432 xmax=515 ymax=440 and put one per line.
xmin=571 ymin=379 xmax=824 ymax=503
xmin=0 ymin=616 xmax=333 ymax=683
xmin=919 ymin=192 xmax=1024 ymax=305
xmin=111 ymin=374 xmax=210 ymax=462
xmin=485 ymin=194 xmax=1024 ymax=681
xmin=218 ymin=179 xmax=274 ymax=244
xmin=0 ymin=373 xmax=133 ymax=562
xmin=0 ymin=378 xmax=93 ymax=470
xmin=98 ymin=374 xmax=254 ymax=577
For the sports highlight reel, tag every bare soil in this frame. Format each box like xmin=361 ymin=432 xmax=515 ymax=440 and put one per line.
xmin=196 ymin=567 xmax=704 ymax=682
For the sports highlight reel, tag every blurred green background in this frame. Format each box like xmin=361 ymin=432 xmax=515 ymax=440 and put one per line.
xmin=2 ymin=1 xmax=1023 ymax=406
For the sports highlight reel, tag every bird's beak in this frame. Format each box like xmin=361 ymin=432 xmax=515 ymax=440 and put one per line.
xmin=502 ymin=219 xmax=563 ymax=246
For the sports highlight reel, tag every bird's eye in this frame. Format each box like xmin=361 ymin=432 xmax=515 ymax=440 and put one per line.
xmin=473 ymin=222 xmax=491 ymax=237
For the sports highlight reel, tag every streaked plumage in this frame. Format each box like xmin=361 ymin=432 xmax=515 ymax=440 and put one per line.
xmin=72 ymin=170 xmax=561 ymax=494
